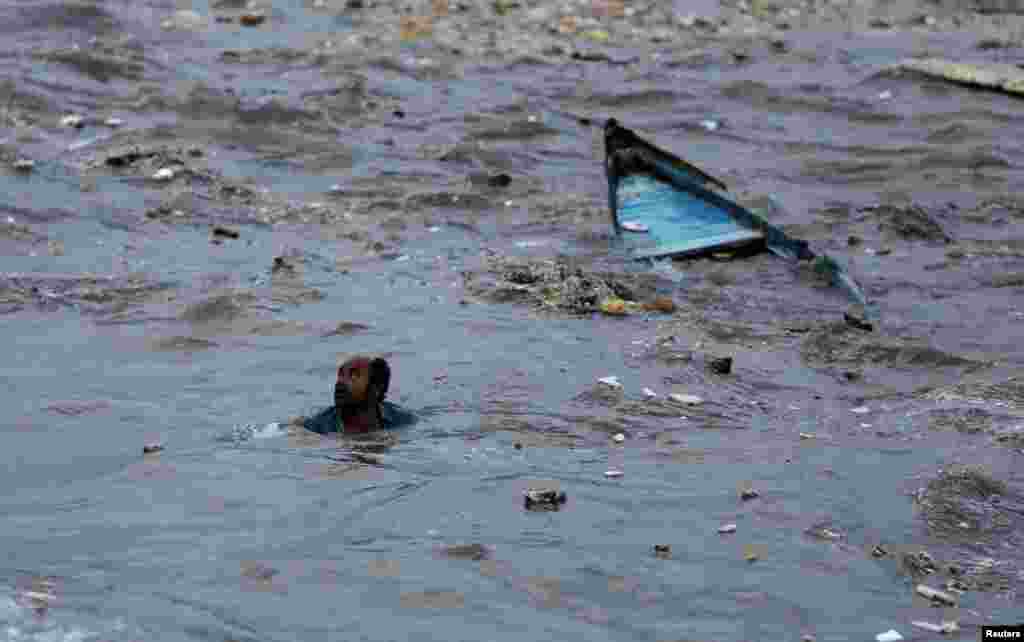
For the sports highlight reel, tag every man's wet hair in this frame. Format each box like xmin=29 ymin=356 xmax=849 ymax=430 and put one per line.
xmin=369 ymin=357 xmax=390 ymax=402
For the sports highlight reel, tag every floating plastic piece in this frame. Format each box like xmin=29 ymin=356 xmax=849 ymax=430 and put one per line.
xmin=604 ymin=470 xmax=623 ymax=478
xmin=524 ymin=488 xmax=567 ymax=510
xmin=916 ymin=584 xmax=957 ymax=606
xmin=612 ymin=432 xmax=626 ymax=442
xmin=599 ymin=297 xmax=629 ymax=315
xmin=598 ymin=376 xmax=622 ymax=388
xmin=620 ymin=220 xmax=649 ymax=232
xmin=669 ymin=393 xmax=703 ymax=405
xmin=911 ymin=621 xmax=958 ymax=634
xmin=875 ymin=630 xmax=903 ymax=642
xmin=718 ymin=523 xmax=737 ymax=534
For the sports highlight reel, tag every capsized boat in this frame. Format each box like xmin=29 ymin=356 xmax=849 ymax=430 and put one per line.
xmin=603 ymin=118 xmax=869 ymax=307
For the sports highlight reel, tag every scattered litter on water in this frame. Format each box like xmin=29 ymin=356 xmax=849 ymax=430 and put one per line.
xmin=642 ymin=388 xmax=657 ymax=398
xmin=875 ymin=630 xmax=903 ymax=642
xmin=60 ymin=114 xmax=83 ymax=128
xmin=598 ymin=376 xmax=622 ymax=388
xmin=799 ymin=432 xmax=815 ymax=440
xmin=718 ymin=523 xmax=737 ymax=534
xmin=152 ymin=167 xmax=176 ymax=181
xmin=851 ymin=406 xmax=870 ymax=414
xmin=142 ymin=442 xmax=163 ymax=454
xmin=13 ymin=159 xmax=34 ymax=171
xmin=105 ymin=117 xmax=123 ymax=127
xmin=700 ymin=119 xmax=720 ymax=131
xmin=612 ymin=432 xmax=625 ymax=443
xmin=604 ymin=469 xmax=623 ymax=478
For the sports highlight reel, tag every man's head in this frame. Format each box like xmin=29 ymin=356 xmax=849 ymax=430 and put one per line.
xmin=335 ymin=355 xmax=390 ymax=413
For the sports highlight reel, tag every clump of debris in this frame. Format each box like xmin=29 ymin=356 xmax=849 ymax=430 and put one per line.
xmin=914 ymin=465 xmax=1022 ymax=546
xmin=463 ymin=255 xmax=671 ymax=316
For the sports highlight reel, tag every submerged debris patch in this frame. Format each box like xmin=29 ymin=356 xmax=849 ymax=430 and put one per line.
xmin=801 ymin=321 xmax=983 ymax=372
xmin=914 ymin=465 xmax=1023 ymax=547
xmin=464 ymin=255 xmax=669 ymax=316
xmin=0 ymin=273 xmax=174 ymax=316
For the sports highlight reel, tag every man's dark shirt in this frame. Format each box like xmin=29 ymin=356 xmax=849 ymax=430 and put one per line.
xmin=303 ymin=401 xmax=417 ymax=435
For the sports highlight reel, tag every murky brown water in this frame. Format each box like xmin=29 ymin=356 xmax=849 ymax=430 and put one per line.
xmin=3 ymin=0 xmax=1024 ymax=640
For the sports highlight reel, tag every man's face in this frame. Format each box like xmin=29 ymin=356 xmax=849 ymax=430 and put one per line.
xmin=335 ymin=359 xmax=371 ymax=410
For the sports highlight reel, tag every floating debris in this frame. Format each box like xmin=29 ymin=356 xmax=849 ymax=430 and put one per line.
xmin=708 ymin=356 xmax=733 ymax=374
xmin=806 ymin=524 xmax=843 ymax=540
xmin=143 ymin=442 xmax=164 ymax=454
xmin=669 ymin=393 xmax=703 ymax=406
xmin=642 ymin=296 xmax=676 ymax=313
xmin=850 ymin=406 xmax=870 ymax=414
xmin=903 ymin=550 xmax=938 ymax=575
xmin=211 ymin=226 xmax=240 ymax=239
xmin=152 ymin=167 xmax=176 ymax=181
xmin=653 ymin=544 xmax=671 ymax=557
xmin=104 ymin=117 xmax=123 ymax=127
xmin=911 ymin=620 xmax=958 ymax=634
xmin=60 ymin=114 xmax=84 ymax=128
xmin=641 ymin=388 xmax=657 ymax=399
xmin=440 ymin=543 xmax=490 ymax=561
xmin=13 ymin=158 xmax=34 ymax=172
xmin=799 ymin=432 xmax=815 ymax=440
xmin=598 ymin=297 xmax=631 ymax=316
xmin=740 ymin=487 xmax=759 ymax=501
xmin=718 ymin=523 xmax=737 ymax=534
xmin=700 ymin=119 xmax=720 ymax=131
xmin=597 ymin=376 xmax=622 ymax=389
xmin=871 ymin=544 xmax=889 ymax=558
xmin=844 ymin=310 xmax=874 ymax=332
xmin=915 ymin=584 xmax=957 ymax=606
xmin=524 ymin=487 xmax=567 ymax=511
xmin=612 ymin=432 xmax=625 ymax=443
xmin=743 ymin=544 xmax=760 ymax=562
xmin=604 ymin=469 xmax=623 ymax=478
xmin=239 ymin=12 xmax=266 ymax=26
xmin=875 ymin=630 xmax=903 ymax=642
xmin=486 ymin=173 xmax=512 ymax=188
xmin=894 ymin=58 xmax=1024 ymax=98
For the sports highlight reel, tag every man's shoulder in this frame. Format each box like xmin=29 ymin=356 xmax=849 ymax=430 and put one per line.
xmin=303 ymin=406 xmax=338 ymax=434
xmin=381 ymin=401 xmax=417 ymax=429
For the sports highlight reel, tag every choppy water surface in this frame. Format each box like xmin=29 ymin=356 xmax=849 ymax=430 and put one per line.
xmin=3 ymin=0 xmax=1024 ymax=640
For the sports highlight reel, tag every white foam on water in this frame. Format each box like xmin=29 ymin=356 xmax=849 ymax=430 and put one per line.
xmin=250 ymin=422 xmax=287 ymax=439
